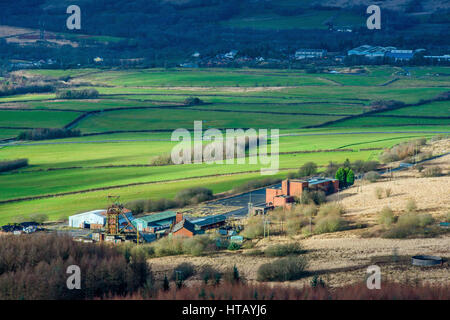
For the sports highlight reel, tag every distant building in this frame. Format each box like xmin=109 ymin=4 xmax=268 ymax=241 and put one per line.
xmin=347 ymin=45 xmax=396 ymax=58
xmin=295 ymin=49 xmax=327 ymax=60
xmin=224 ymin=50 xmax=238 ymax=59
xmin=385 ymin=50 xmax=415 ymax=61
xmin=424 ymin=55 xmax=450 ymax=62
xmin=266 ymin=178 xmax=339 ymax=208
xmin=171 ymin=218 xmax=203 ymax=237
xmin=68 ymin=209 xmax=133 ymax=229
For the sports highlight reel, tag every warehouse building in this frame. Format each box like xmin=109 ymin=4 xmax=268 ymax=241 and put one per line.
xmin=68 ymin=209 xmax=134 ymax=229
xmin=132 ymin=210 xmax=178 ymax=233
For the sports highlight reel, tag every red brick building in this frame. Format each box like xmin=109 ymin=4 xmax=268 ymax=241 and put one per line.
xmin=266 ymin=178 xmax=339 ymax=208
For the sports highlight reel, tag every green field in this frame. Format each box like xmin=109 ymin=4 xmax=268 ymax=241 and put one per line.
xmin=223 ymin=10 xmax=364 ymax=30
xmin=0 ymin=66 xmax=449 ymax=224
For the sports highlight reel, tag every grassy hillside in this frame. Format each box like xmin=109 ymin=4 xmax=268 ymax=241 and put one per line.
xmin=0 ymin=66 xmax=448 ymax=224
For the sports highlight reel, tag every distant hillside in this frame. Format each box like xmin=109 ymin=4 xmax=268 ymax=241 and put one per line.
xmin=0 ymin=0 xmax=448 ymax=65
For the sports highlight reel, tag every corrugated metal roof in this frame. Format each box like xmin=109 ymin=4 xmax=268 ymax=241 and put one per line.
xmin=190 ymin=214 xmax=226 ymax=227
xmin=134 ymin=210 xmax=177 ymax=224
xmin=70 ymin=209 xmax=107 ymax=218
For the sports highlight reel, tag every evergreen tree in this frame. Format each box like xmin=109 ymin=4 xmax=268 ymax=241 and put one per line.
xmin=335 ymin=167 xmax=347 ymax=188
xmin=346 ymin=169 xmax=355 ymax=186
xmin=163 ymin=275 xmax=170 ymax=291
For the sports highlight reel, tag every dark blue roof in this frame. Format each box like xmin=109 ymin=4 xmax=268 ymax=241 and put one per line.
xmin=190 ymin=214 xmax=226 ymax=227
xmin=386 ymin=52 xmax=414 ymax=59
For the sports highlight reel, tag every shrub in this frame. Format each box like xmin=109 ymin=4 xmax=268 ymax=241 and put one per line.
xmin=171 ymin=262 xmax=195 ymax=281
xmin=18 ymin=128 xmax=81 ymax=141
xmin=369 ymin=99 xmax=405 ymax=111
xmin=152 ymin=235 xmax=218 ymax=257
xmin=264 ymin=243 xmax=304 ymax=257
xmin=56 ymin=89 xmax=99 ymax=99
xmin=406 ymin=199 xmax=417 ymax=213
xmin=242 ymin=216 xmax=264 ymax=239
xmin=175 ymin=187 xmax=214 ymax=205
xmin=382 ymin=212 xmax=435 ymax=238
xmin=184 ymin=97 xmax=203 ymax=106
xmin=375 ymin=187 xmax=384 ymax=199
xmin=149 ymin=154 xmax=173 ymax=166
xmin=257 ymin=256 xmax=308 ymax=281
xmin=385 ymin=188 xmax=392 ymax=198
xmin=286 ymin=217 xmax=303 ymax=235
xmin=298 ymin=162 xmax=317 ymax=177
xmin=199 ymin=265 xmax=222 ymax=285
xmin=422 ymin=166 xmax=442 ymax=177
xmin=28 ymin=213 xmax=49 ymax=224
xmin=378 ymin=206 xmax=395 ymax=227
xmin=299 ymin=190 xmax=326 ymax=205
xmin=380 ymin=139 xmax=425 ymax=163
xmin=364 ymin=171 xmax=380 ymax=183
xmin=310 ymin=274 xmax=326 ymax=288
xmin=0 ymin=158 xmax=28 ymax=173
xmin=317 ymin=203 xmax=344 ymax=218
xmin=182 ymin=235 xmax=218 ymax=256
xmin=351 ymin=160 xmax=379 ymax=174
xmin=223 ymin=265 xmax=242 ymax=284
xmin=152 ymin=237 xmax=184 ymax=256
xmin=314 ymin=215 xmax=345 ymax=234
xmin=227 ymin=242 xmax=241 ymax=251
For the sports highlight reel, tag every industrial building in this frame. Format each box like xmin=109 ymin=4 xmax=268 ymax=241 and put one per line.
xmin=385 ymin=50 xmax=415 ymax=62
xmin=68 ymin=209 xmax=134 ymax=229
xmin=348 ymin=45 xmax=396 ymax=58
xmin=266 ymin=178 xmax=339 ymax=208
xmin=295 ymin=49 xmax=327 ymax=60
xmin=169 ymin=213 xmax=227 ymax=237
xmin=132 ymin=210 xmax=178 ymax=233
xmin=189 ymin=214 xmax=227 ymax=231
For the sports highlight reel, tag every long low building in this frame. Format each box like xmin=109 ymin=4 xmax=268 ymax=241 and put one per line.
xmin=68 ymin=209 xmax=134 ymax=229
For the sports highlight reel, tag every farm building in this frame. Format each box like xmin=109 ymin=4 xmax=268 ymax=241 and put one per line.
xmin=295 ymin=49 xmax=327 ymax=60
xmin=266 ymin=178 xmax=339 ymax=208
xmin=68 ymin=209 xmax=134 ymax=229
xmin=132 ymin=210 xmax=178 ymax=233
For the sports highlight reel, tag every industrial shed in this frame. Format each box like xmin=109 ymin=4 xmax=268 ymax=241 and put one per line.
xmin=68 ymin=209 xmax=133 ymax=229
xmin=190 ymin=214 xmax=227 ymax=231
xmin=132 ymin=210 xmax=177 ymax=232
